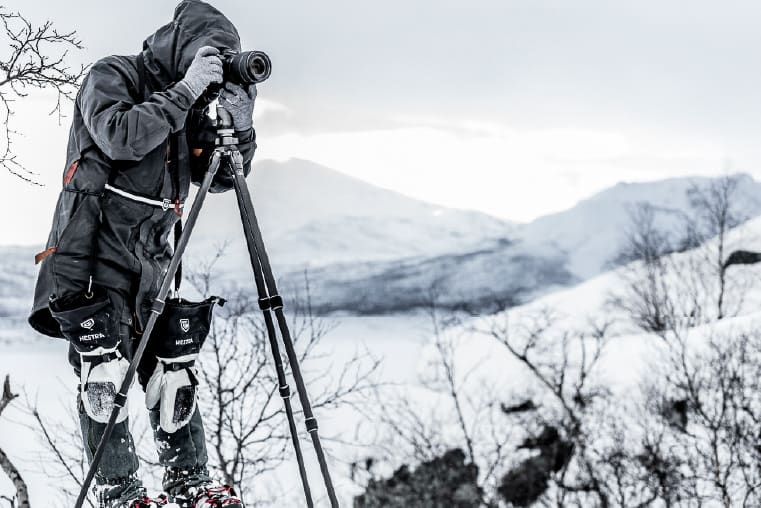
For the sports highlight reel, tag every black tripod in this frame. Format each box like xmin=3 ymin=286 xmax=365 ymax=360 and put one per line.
xmin=75 ymin=107 xmax=339 ymax=508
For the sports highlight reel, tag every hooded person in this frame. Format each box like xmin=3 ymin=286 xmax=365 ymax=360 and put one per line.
xmin=28 ymin=1 xmax=254 ymax=506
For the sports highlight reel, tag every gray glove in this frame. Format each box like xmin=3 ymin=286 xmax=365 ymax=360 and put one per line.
xmin=218 ymin=82 xmax=257 ymax=131
xmin=179 ymin=46 xmax=223 ymax=100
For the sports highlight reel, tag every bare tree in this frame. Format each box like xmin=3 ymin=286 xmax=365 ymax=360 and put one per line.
xmin=610 ymin=203 xmax=677 ymax=334
xmin=353 ymin=286 xmax=620 ymax=507
xmin=612 ymin=175 xmax=755 ymax=335
xmin=685 ymin=175 xmax=749 ymax=320
xmin=353 ymin=287 xmax=724 ymax=508
xmin=486 ymin=307 xmax=761 ymax=508
xmin=185 ymin=252 xmax=381 ymax=504
xmin=356 ymin=174 xmax=761 ymax=505
xmin=613 ymin=323 xmax=761 ymax=508
xmin=605 ymin=173 xmax=761 ymax=506
xmin=0 ymin=6 xmax=87 ymax=183
xmin=351 ymin=291 xmax=511 ymax=506
xmin=0 ymin=375 xmax=30 ymax=508
xmin=484 ymin=310 xmax=622 ymax=508
xmin=21 ymin=397 xmax=97 ymax=508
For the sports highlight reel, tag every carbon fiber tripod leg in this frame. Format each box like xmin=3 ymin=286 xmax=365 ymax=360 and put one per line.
xmin=224 ymin=149 xmax=315 ymax=507
xmin=228 ymin=150 xmax=340 ymax=507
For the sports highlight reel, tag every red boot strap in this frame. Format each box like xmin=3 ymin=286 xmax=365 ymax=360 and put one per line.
xmin=130 ymin=495 xmax=167 ymax=507
xmin=195 ymin=486 xmax=241 ymax=505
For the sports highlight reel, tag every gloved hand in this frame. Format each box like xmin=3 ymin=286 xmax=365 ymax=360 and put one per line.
xmin=180 ymin=46 xmax=224 ymax=100
xmin=218 ymin=82 xmax=256 ymax=131
xmin=80 ymin=346 xmax=130 ymax=424
xmin=145 ymin=353 xmax=199 ymax=434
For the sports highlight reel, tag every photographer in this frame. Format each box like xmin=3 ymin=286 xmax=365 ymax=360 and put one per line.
xmin=28 ymin=1 xmax=255 ymax=506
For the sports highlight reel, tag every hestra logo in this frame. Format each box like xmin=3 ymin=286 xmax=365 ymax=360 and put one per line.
xmin=176 ymin=338 xmax=193 ymax=346
xmin=79 ymin=332 xmax=106 ymax=342
xmin=80 ymin=318 xmax=95 ymax=330
xmin=179 ymin=319 xmax=190 ymax=332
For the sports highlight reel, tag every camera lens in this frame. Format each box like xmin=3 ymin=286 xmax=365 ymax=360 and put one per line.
xmin=251 ymin=56 xmax=266 ymax=76
xmin=226 ymin=51 xmax=272 ymax=85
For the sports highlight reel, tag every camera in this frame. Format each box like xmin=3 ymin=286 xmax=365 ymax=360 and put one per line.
xmin=198 ymin=50 xmax=272 ymax=107
xmin=221 ymin=50 xmax=272 ymax=85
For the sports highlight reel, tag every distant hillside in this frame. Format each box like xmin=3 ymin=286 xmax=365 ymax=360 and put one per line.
xmin=518 ymin=173 xmax=761 ymax=278
xmin=278 ymin=173 xmax=761 ymax=314
xmin=190 ymin=158 xmax=515 ymax=269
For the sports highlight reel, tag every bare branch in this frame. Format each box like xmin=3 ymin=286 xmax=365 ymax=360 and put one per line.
xmin=0 ymin=375 xmax=29 ymax=508
xmin=0 ymin=7 xmax=87 ymax=183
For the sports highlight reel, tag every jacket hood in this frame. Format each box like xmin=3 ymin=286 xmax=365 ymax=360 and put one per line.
xmin=141 ymin=0 xmax=241 ymax=90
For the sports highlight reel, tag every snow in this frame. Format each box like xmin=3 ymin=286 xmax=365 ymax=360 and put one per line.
xmin=509 ymin=212 xmax=761 ymax=330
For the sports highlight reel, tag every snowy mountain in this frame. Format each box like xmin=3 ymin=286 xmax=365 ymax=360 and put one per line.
xmin=190 ymin=158 xmax=515 ymax=268
xmin=517 ymin=173 xmax=761 ymax=279
xmin=284 ymin=239 xmax=573 ymax=315
xmin=282 ymin=173 xmax=761 ymax=314
xmin=506 ymin=213 xmax=761 ymax=335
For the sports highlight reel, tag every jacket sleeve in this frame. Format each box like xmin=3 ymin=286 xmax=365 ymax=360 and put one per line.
xmin=188 ymin=109 xmax=256 ymax=193
xmin=78 ymin=58 xmax=197 ymax=162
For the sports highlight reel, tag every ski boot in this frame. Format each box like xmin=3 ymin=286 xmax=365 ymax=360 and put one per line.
xmin=173 ymin=483 xmax=243 ymax=507
xmin=125 ymin=495 xmax=169 ymax=508
xmin=95 ymin=480 xmax=169 ymax=508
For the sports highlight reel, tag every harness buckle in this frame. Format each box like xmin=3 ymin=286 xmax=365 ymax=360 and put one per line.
xmin=161 ymin=199 xmax=171 ymax=211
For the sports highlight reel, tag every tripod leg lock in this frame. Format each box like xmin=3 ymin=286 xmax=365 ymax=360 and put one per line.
xmin=151 ymin=298 xmax=166 ymax=315
xmin=258 ymin=295 xmax=284 ymax=311
xmin=114 ymin=392 xmax=128 ymax=409
xmin=279 ymin=384 xmax=291 ymax=399
xmin=305 ymin=417 xmax=318 ymax=433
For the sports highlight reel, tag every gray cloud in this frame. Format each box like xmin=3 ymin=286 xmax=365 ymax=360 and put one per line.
xmin=11 ymin=0 xmax=761 ymax=137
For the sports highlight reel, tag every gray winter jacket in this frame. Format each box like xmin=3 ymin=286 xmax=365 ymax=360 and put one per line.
xmin=29 ymin=0 xmax=256 ymax=338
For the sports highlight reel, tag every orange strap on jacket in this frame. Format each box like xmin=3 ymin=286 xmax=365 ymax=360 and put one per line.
xmin=63 ymin=160 xmax=79 ymax=184
xmin=34 ymin=247 xmax=57 ymax=265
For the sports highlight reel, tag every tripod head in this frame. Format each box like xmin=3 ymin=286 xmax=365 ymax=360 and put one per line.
xmin=213 ymin=104 xmax=247 ymax=180
xmin=215 ymin=104 xmax=238 ymax=147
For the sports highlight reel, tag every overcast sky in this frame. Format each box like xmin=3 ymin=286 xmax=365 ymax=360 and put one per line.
xmin=3 ymin=0 xmax=761 ymax=244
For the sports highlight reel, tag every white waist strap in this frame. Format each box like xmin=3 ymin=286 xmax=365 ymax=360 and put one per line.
xmin=105 ymin=184 xmax=184 ymax=211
